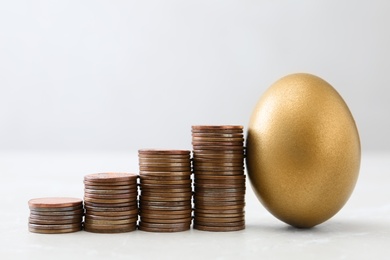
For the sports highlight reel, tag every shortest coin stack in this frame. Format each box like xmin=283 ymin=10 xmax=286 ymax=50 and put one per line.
xmin=138 ymin=149 xmax=193 ymax=232
xmin=83 ymin=173 xmax=138 ymax=233
xmin=28 ymin=197 xmax=84 ymax=234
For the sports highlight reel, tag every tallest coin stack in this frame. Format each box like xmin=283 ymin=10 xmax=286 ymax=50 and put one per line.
xmin=192 ymin=125 xmax=246 ymax=232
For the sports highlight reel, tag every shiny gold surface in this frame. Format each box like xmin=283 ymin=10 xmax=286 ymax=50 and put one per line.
xmin=246 ymin=73 xmax=361 ymax=228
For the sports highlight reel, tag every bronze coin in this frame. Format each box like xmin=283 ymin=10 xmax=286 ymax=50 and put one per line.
xmin=84 ymin=184 xmax=136 ymax=190
xmin=139 ymin=205 xmax=192 ymax=211
xmin=29 ymin=205 xmax=83 ymax=212
xmin=84 ymin=192 xmax=137 ymax=199
xmin=194 ymin=216 xmax=244 ymax=223
xmin=140 ymin=187 xmax=192 ymax=193
xmin=140 ymin=217 xmax=192 ymax=224
xmin=29 ymin=208 xmax=84 ymax=216
xmin=28 ymin=197 xmax=83 ymax=210
xmin=192 ymin=145 xmax=244 ymax=151
xmin=193 ymin=149 xmax=245 ymax=155
xmin=138 ymin=149 xmax=190 ymax=155
xmin=29 ymin=214 xmax=83 ymax=221
xmin=138 ymin=225 xmax=190 ymax=233
xmin=140 ymin=179 xmax=192 ymax=185
xmin=139 ymin=200 xmax=190 ymax=207
xmin=195 ymin=174 xmax=245 ymax=180
xmin=140 ymin=213 xmax=191 ymax=220
xmin=193 ymin=171 xmax=245 ymax=176
xmin=85 ymin=206 xmax=138 ymax=214
xmin=140 ymin=183 xmax=191 ymax=189
xmin=194 ymin=201 xmax=245 ymax=207
xmin=139 ymin=161 xmax=191 ymax=167
xmin=140 ymin=191 xmax=192 ymax=198
xmin=193 ymin=157 xmax=244 ymax=163
xmin=194 ymin=212 xmax=244 ymax=218
xmin=194 ymin=195 xmax=245 ymax=202
xmin=193 ymin=224 xmax=245 ymax=232
xmin=28 ymin=223 xmax=82 ymax=230
xmin=139 ymin=171 xmax=192 ymax=177
xmin=139 ymin=208 xmax=192 ymax=215
xmin=193 ymin=161 xmax=243 ymax=167
xmin=85 ymin=218 xmax=137 ymax=225
xmin=194 ymin=208 xmax=244 ymax=214
xmin=85 ymin=214 xmax=137 ymax=220
xmin=139 ymin=166 xmax=191 ymax=172
xmin=84 ymin=172 xmax=138 ymax=183
xmin=192 ymin=132 xmax=244 ymax=138
xmin=191 ymin=141 xmax=243 ymax=147
xmin=194 ymin=187 xmax=246 ymax=193
xmin=84 ymin=197 xmax=135 ymax=204
xmin=139 ymin=175 xmax=190 ymax=181
xmin=29 ymin=217 xmax=82 ymax=225
xmin=191 ymin=125 xmax=243 ymax=130
xmin=194 ymin=183 xmax=245 ymax=188
xmin=192 ymin=136 xmax=244 ymax=142
xmin=86 ymin=208 xmax=138 ymax=216
xmin=29 ymin=226 xmax=82 ymax=234
xmin=194 ymin=220 xmax=245 ymax=227
xmin=139 ymin=196 xmax=191 ymax=202
xmin=193 ymin=166 xmax=244 ymax=172
xmin=194 ymin=204 xmax=245 ymax=210
xmin=193 ymin=154 xmax=245 ymax=161
xmin=139 ymin=158 xmax=191 ymax=164
xmin=138 ymin=221 xmax=190 ymax=229
xmin=84 ymin=188 xmax=137 ymax=195
xmin=84 ymin=223 xmax=136 ymax=233
xmin=83 ymin=180 xmax=136 ymax=186
xmin=84 ymin=201 xmax=137 ymax=208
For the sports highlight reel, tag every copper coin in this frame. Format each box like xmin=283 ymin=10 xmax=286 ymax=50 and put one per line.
xmin=84 ymin=201 xmax=137 ymax=208
xmin=140 ymin=183 xmax=191 ymax=189
xmin=194 ymin=196 xmax=245 ymax=202
xmin=140 ymin=179 xmax=192 ymax=185
xmin=192 ymin=132 xmax=244 ymax=138
xmin=85 ymin=214 xmax=137 ymax=220
xmin=138 ymin=149 xmax=190 ymax=155
xmin=193 ymin=157 xmax=244 ymax=163
xmin=193 ymin=149 xmax=244 ymax=155
xmin=139 ymin=171 xmax=192 ymax=177
xmin=193 ymin=224 xmax=245 ymax=232
xmin=140 ymin=196 xmax=191 ymax=202
xmin=138 ymin=225 xmax=190 ymax=233
xmin=192 ymin=136 xmax=244 ymax=141
xmin=29 ymin=214 xmax=83 ymax=221
xmin=194 ymin=200 xmax=245 ymax=207
xmin=139 ymin=221 xmax=190 ymax=229
xmin=29 ymin=208 xmax=84 ymax=216
xmin=83 ymin=180 xmax=136 ymax=186
xmin=195 ymin=174 xmax=245 ymax=180
xmin=139 ymin=161 xmax=191 ymax=167
xmin=140 ymin=205 xmax=192 ymax=211
xmin=139 ymin=158 xmax=191 ymax=164
xmin=194 ymin=216 xmax=245 ymax=223
xmin=194 ymin=183 xmax=245 ymax=188
xmin=140 ymin=191 xmax=192 ymax=197
xmin=84 ymin=223 xmax=136 ymax=233
xmin=28 ymin=197 xmax=83 ymax=210
xmin=84 ymin=172 xmax=138 ymax=183
xmin=85 ymin=206 xmax=138 ymax=214
xmin=193 ymin=166 xmax=244 ymax=172
xmin=139 ymin=166 xmax=191 ymax=172
xmin=192 ymin=145 xmax=244 ymax=151
xmin=194 ymin=161 xmax=243 ymax=167
xmin=194 ymin=212 xmax=244 ymax=218
xmin=140 ymin=187 xmax=192 ymax=193
xmin=84 ymin=192 xmax=137 ymax=199
xmin=84 ymin=197 xmax=135 ymax=204
xmin=86 ymin=208 xmax=138 ymax=216
xmin=193 ymin=171 xmax=245 ymax=176
xmin=194 ymin=208 xmax=244 ymax=214
xmin=139 ymin=208 xmax=192 ymax=215
xmin=194 ymin=187 xmax=245 ymax=193
xmin=84 ymin=188 xmax=138 ymax=195
xmin=193 ymin=155 xmax=245 ymax=160
xmin=194 ymin=204 xmax=245 ymax=210
xmin=29 ymin=226 xmax=82 ymax=234
xmin=140 ymin=217 xmax=192 ymax=224
xmin=85 ymin=218 xmax=137 ymax=225
xmin=139 ymin=200 xmax=190 ymax=207
xmin=29 ymin=217 xmax=82 ymax=225
xmin=28 ymin=223 xmax=82 ymax=230
xmin=194 ymin=220 xmax=245 ymax=227
xmin=84 ymin=184 xmax=136 ymax=190
xmin=140 ymin=213 xmax=191 ymax=220
xmin=192 ymin=141 xmax=243 ymax=147
xmin=191 ymin=125 xmax=243 ymax=130
xmin=139 ymin=175 xmax=190 ymax=181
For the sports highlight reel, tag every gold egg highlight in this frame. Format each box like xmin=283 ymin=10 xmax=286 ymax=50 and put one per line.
xmin=246 ymin=73 xmax=360 ymax=228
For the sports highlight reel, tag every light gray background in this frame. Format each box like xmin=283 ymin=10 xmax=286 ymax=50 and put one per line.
xmin=1 ymin=0 xmax=389 ymax=151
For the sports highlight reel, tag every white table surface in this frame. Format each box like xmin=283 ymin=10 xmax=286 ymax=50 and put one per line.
xmin=0 ymin=151 xmax=389 ymax=259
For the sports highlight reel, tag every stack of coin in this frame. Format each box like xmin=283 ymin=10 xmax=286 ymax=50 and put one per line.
xmin=28 ymin=197 xmax=83 ymax=234
xmin=192 ymin=125 xmax=246 ymax=232
xmin=138 ymin=149 xmax=193 ymax=232
xmin=83 ymin=173 xmax=138 ymax=233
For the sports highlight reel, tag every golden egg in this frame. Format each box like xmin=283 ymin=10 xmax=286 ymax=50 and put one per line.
xmin=246 ymin=73 xmax=360 ymax=228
